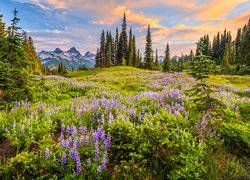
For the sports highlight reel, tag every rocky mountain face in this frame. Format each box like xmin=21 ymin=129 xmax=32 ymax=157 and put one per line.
xmin=38 ymin=47 xmax=96 ymax=70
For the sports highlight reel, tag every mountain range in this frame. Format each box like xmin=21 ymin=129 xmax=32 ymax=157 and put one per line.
xmin=38 ymin=47 xmax=96 ymax=70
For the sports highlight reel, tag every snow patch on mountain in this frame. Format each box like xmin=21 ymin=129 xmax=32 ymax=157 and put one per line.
xmin=38 ymin=47 xmax=96 ymax=70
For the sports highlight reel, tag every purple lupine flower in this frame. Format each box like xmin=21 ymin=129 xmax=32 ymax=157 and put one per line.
xmin=61 ymin=152 xmax=67 ymax=165
xmin=69 ymin=148 xmax=81 ymax=175
xmin=97 ymin=165 xmax=102 ymax=173
xmin=74 ymin=138 xmax=81 ymax=148
xmin=108 ymin=112 xmax=114 ymax=124
xmin=79 ymin=125 xmax=87 ymax=135
xmin=60 ymin=138 xmax=69 ymax=149
xmin=94 ymin=141 xmax=100 ymax=161
xmin=71 ymin=126 xmax=77 ymax=136
xmin=104 ymin=135 xmax=111 ymax=150
xmin=68 ymin=137 xmax=73 ymax=147
xmin=93 ymin=131 xmax=99 ymax=142
xmin=76 ymin=161 xmax=81 ymax=175
xmin=98 ymin=127 xmax=106 ymax=141
xmin=85 ymin=134 xmax=90 ymax=146
xmin=45 ymin=148 xmax=50 ymax=159
xmin=101 ymin=152 xmax=107 ymax=170
xmin=67 ymin=125 xmax=78 ymax=136
xmin=61 ymin=124 xmax=65 ymax=133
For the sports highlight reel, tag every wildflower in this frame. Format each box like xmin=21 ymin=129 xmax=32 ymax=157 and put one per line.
xmin=45 ymin=148 xmax=50 ymax=160
xmin=104 ymin=136 xmax=111 ymax=150
xmin=69 ymin=148 xmax=81 ymax=175
xmin=108 ymin=112 xmax=114 ymax=125
xmin=79 ymin=125 xmax=87 ymax=135
xmin=76 ymin=161 xmax=81 ymax=175
xmin=101 ymin=152 xmax=107 ymax=170
xmin=94 ymin=141 xmax=100 ymax=161
xmin=61 ymin=124 xmax=65 ymax=133
xmin=61 ymin=152 xmax=67 ymax=165
xmin=97 ymin=165 xmax=102 ymax=173
xmin=85 ymin=134 xmax=90 ymax=146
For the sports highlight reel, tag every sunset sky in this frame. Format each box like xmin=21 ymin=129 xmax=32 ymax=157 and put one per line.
xmin=0 ymin=0 xmax=250 ymax=56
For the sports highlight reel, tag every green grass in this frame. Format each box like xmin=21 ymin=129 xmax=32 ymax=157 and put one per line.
xmin=68 ymin=67 xmax=250 ymax=90
xmin=66 ymin=66 xmax=154 ymax=95
xmin=206 ymin=75 xmax=250 ymax=89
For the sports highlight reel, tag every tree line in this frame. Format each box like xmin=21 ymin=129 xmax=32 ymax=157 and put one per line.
xmin=95 ymin=13 xmax=166 ymax=71
xmin=193 ymin=18 xmax=250 ymax=74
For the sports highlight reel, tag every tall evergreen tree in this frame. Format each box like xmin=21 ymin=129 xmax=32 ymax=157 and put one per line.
xmin=144 ymin=24 xmax=153 ymax=70
xmin=114 ymin=28 xmax=119 ymax=65
xmin=117 ymin=13 xmax=128 ymax=65
xmin=155 ymin=49 xmax=159 ymax=70
xmin=235 ymin=28 xmax=241 ymax=64
xmin=222 ymin=44 xmax=229 ymax=68
xmin=189 ymin=50 xmax=194 ymax=62
xmin=6 ymin=8 xmax=25 ymax=67
xmin=132 ymin=35 xmax=137 ymax=67
xmin=100 ymin=30 xmax=105 ymax=67
xmin=128 ymin=27 xmax=133 ymax=66
xmin=95 ymin=48 xmax=100 ymax=68
xmin=162 ymin=42 xmax=170 ymax=72
xmin=0 ymin=14 xmax=7 ymax=61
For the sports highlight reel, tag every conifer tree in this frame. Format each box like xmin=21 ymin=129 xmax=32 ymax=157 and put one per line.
xmin=137 ymin=49 xmax=141 ymax=67
xmin=222 ymin=44 xmax=229 ymax=68
xmin=235 ymin=28 xmax=241 ymax=64
xmin=215 ymin=32 xmax=221 ymax=64
xmin=107 ymin=42 xmax=112 ymax=67
xmin=128 ymin=27 xmax=133 ymax=66
xmin=132 ymin=35 xmax=137 ymax=67
xmin=144 ymin=24 xmax=153 ymax=70
xmin=28 ymin=36 xmax=43 ymax=74
xmin=6 ymin=8 xmax=25 ymax=67
xmin=100 ymin=30 xmax=105 ymax=67
xmin=117 ymin=13 xmax=128 ymax=65
xmin=189 ymin=50 xmax=194 ymax=62
xmin=0 ymin=14 xmax=6 ymax=60
xmin=114 ymin=28 xmax=119 ymax=65
xmin=162 ymin=42 xmax=170 ymax=72
xmin=95 ymin=48 xmax=100 ymax=68
xmin=155 ymin=49 xmax=159 ymax=70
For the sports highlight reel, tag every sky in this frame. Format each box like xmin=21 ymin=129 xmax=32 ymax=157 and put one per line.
xmin=0 ymin=0 xmax=250 ymax=56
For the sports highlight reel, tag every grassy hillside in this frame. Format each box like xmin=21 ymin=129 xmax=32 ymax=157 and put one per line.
xmin=0 ymin=66 xmax=249 ymax=179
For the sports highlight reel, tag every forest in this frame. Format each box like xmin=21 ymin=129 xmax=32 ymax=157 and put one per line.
xmin=0 ymin=8 xmax=250 ymax=179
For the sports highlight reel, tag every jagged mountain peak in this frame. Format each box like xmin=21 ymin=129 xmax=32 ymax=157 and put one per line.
xmin=67 ymin=47 xmax=81 ymax=57
xmin=38 ymin=48 xmax=96 ymax=70
xmin=84 ymin=51 xmax=95 ymax=58
xmin=54 ymin=48 xmax=64 ymax=54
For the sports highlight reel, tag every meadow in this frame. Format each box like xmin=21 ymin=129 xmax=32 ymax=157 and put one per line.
xmin=0 ymin=66 xmax=249 ymax=179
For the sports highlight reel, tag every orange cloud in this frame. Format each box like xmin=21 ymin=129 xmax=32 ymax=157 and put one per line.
xmin=194 ymin=0 xmax=248 ymax=20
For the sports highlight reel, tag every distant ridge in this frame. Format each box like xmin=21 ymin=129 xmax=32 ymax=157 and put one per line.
xmin=38 ymin=47 xmax=96 ymax=70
